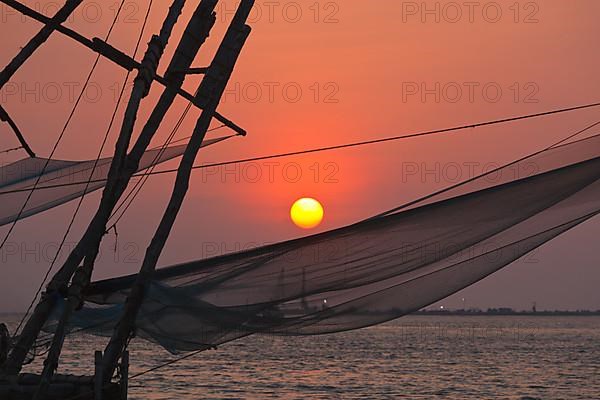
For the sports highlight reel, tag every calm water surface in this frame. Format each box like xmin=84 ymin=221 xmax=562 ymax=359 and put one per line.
xmin=5 ymin=315 xmax=600 ymax=399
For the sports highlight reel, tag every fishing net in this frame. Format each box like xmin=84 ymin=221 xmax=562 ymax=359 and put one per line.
xmin=48 ymin=134 xmax=600 ymax=353
xmin=0 ymin=137 xmax=229 ymax=227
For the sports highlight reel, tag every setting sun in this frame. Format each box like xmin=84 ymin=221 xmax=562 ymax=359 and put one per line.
xmin=290 ymin=198 xmax=324 ymax=229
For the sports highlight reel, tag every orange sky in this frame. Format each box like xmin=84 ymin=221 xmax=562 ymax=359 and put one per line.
xmin=1 ymin=0 xmax=600 ymax=310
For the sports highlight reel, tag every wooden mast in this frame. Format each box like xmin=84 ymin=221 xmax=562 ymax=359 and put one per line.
xmin=0 ymin=0 xmax=245 ymax=136
xmin=101 ymin=0 xmax=254 ymax=379
xmin=31 ymin=2 xmax=220 ymax=397
xmin=0 ymin=0 xmax=83 ymax=89
xmin=0 ymin=0 xmax=84 ymax=158
xmin=0 ymin=105 xmax=35 ymax=157
xmin=2 ymin=0 xmax=188 ymax=376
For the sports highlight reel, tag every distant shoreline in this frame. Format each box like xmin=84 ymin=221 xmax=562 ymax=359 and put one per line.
xmin=2 ymin=309 xmax=600 ymax=317
xmin=414 ymin=309 xmax=600 ymax=316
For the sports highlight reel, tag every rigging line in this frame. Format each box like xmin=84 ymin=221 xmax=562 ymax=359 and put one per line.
xmin=77 ymin=101 xmax=600 ymax=178
xmin=0 ymin=145 xmax=23 ymax=154
xmin=1 ymin=102 xmax=600 ymax=197
xmin=109 ymin=108 xmax=229 ymax=226
xmin=82 ymin=0 xmax=155 ymax=232
xmin=0 ymin=125 xmax=598 ymax=199
xmin=108 ymin=99 xmax=196 ymax=227
xmin=61 ymin=344 xmax=224 ymax=400
xmin=129 ymin=347 xmax=213 ymax=380
xmin=0 ymin=0 xmax=129 ymax=255
xmin=25 ymin=92 xmax=133 ymax=338
xmin=0 ymin=125 xmax=227 ymax=199
xmin=148 ymin=124 xmax=227 ymax=149
xmin=100 ymin=82 xmax=203 ymax=227
xmin=12 ymin=0 xmax=150 ymax=338
xmin=108 ymin=113 xmax=227 ymax=226
xmin=368 ymin=117 xmax=600 ymax=220
xmin=0 ymin=133 xmax=237 ymax=196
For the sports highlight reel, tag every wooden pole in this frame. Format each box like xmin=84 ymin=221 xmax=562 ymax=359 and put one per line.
xmin=101 ymin=0 xmax=254 ymax=379
xmin=0 ymin=0 xmax=245 ymax=136
xmin=0 ymin=0 xmax=83 ymax=89
xmin=120 ymin=351 xmax=128 ymax=400
xmin=29 ymin=1 xmax=219 ymax=393
xmin=0 ymin=324 xmax=8 ymax=366
xmin=94 ymin=351 xmax=103 ymax=400
xmin=0 ymin=0 xmax=75 ymax=157
xmin=32 ymin=260 xmax=93 ymax=399
xmin=2 ymin=0 xmax=187 ymax=376
xmin=0 ymin=104 xmax=35 ymax=157
xmin=127 ymin=0 xmax=219 ymax=164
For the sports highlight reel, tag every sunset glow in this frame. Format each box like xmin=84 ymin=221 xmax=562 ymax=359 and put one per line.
xmin=1 ymin=0 xmax=600 ymax=398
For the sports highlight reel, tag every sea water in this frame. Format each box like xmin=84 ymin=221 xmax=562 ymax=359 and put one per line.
xmin=4 ymin=315 xmax=600 ymax=399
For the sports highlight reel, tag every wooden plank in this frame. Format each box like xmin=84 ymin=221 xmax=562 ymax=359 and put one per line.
xmin=94 ymin=351 xmax=103 ymax=400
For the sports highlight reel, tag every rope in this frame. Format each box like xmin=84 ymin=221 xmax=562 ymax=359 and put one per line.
xmin=129 ymin=348 xmax=208 ymax=380
xmin=163 ymin=125 xmax=225 ymax=146
xmin=110 ymin=224 xmax=119 ymax=253
xmin=105 ymin=101 xmax=600 ymax=182
xmin=61 ymin=346 xmax=212 ymax=400
xmin=107 ymin=99 xmax=196 ymax=229
xmin=370 ymin=118 xmax=600 ymax=220
xmin=108 ymin=124 xmax=227 ymax=228
xmin=2 ymin=101 xmax=600 ymax=197
xmin=106 ymin=88 xmax=228 ymax=228
xmin=0 ymin=145 xmax=23 ymax=154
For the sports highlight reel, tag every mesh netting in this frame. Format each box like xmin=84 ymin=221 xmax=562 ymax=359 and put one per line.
xmin=47 ymin=134 xmax=600 ymax=353
xmin=0 ymin=137 xmax=228 ymax=227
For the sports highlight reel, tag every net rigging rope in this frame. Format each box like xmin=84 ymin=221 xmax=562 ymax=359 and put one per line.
xmin=108 ymin=125 xmax=228 ymax=229
xmin=0 ymin=145 xmax=23 ymax=154
xmin=1 ymin=101 xmax=600 ymax=197
xmin=369 ymin=118 xmax=600 ymax=220
xmin=110 ymin=117 xmax=600 ymax=230
xmin=13 ymin=0 xmax=153 ymax=341
xmin=107 ymin=94 xmax=199 ymax=229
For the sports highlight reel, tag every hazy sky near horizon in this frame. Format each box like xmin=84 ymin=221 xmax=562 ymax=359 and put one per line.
xmin=0 ymin=0 xmax=599 ymax=312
